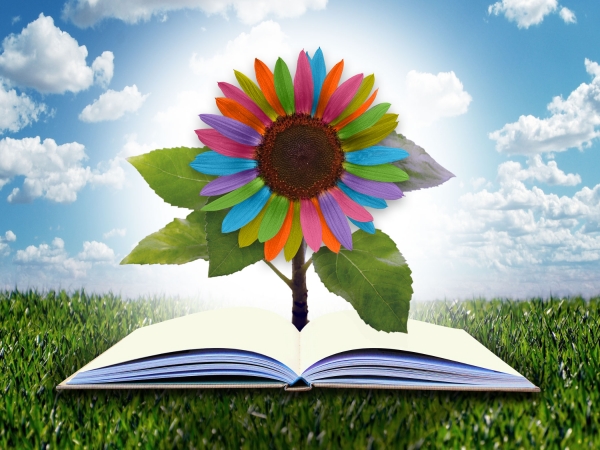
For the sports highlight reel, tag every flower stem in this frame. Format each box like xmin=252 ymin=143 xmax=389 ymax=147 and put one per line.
xmin=291 ymin=240 xmax=309 ymax=331
xmin=263 ymin=260 xmax=292 ymax=288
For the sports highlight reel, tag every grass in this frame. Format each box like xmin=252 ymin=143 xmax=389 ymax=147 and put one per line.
xmin=1 ymin=289 xmax=599 ymax=449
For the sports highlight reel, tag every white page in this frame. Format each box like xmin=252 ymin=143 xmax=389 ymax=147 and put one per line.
xmin=78 ymin=307 xmax=301 ymax=375
xmin=299 ymin=310 xmax=522 ymax=377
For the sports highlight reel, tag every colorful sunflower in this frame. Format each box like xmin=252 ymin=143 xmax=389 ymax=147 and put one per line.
xmin=191 ymin=49 xmax=409 ymax=261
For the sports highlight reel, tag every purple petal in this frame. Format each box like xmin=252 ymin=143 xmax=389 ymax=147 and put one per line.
xmin=318 ymin=191 xmax=353 ymax=250
xmin=341 ymin=172 xmax=404 ymax=200
xmin=321 ymin=73 xmax=363 ymax=123
xmin=218 ymin=82 xmax=272 ymax=127
xmin=200 ymin=169 xmax=258 ymax=196
xmin=294 ymin=50 xmax=313 ymax=114
xmin=200 ymin=114 xmax=263 ymax=147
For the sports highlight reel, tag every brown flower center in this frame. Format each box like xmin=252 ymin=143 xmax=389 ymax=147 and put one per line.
xmin=255 ymin=114 xmax=344 ymax=200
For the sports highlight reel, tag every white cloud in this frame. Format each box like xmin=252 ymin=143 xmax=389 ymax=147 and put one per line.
xmin=14 ymin=237 xmax=114 ymax=277
xmin=488 ymin=0 xmax=557 ymax=28
xmin=103 ymin=228 xmax=126 ymax=239
xmin=4 ymin=230 xmax=16 ymax=242
xmin=490 ymin=59 xmax=600 ymax=155
xmin=12 ymin=17 xmax=21 ymax=25
xmin=79 ymin=85 xmax=149 ymax=123
xmin=405 ymin=70 xmax=472 ymax=126
xmin=119 ymin=133 xmax=156 ymax=158
xmin=0 ymin=136 xmax=124 ymax=203
xmin=0 ymin=81 xmax=46 ymax=133
xmin=498 ymin=155 xmax=581 ymax=186
xmin=559 ymin=6 xmax=576 ymax=24
xmin=62 ymin=0 xmax=327 ymax=27
xmin=0 ymin=14 xmax=113 ymax=94
xmin=189 ymin=20 xmax=290 ymax=76
xmin=0 ymin=230 xmax=16 ymax=256
xmin=91 ymin=50 xmax=114 ymax=88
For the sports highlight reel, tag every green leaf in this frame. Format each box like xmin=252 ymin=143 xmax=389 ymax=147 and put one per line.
xmin=120 ymin=211 xmax=208 ymax=265
xmin=274 ymin=57 xmax=295 ymax=115
xmin=128 ymin=147 xmax=214 ymax=210
xmin=313 ymin=229 xmax=412 ymax=333
xmin=205 ymin=209 xmax=264 ymax=277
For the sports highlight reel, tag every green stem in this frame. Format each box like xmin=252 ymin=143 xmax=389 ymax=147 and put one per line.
xmin=263 ymin=260 xmax=292 ymax=288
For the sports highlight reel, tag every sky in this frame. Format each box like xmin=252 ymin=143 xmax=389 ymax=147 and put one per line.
xmin=1 ymin=0 xmax=599 ymax=318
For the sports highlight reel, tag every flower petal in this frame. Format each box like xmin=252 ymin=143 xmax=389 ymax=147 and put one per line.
xmin=234 ymin=70 xmax=278 ymax=120
xmin=319 ymin=191 xmax=352 ymax=250
xmin=308 ymin=48 xmax=326 ymax=116
xmin=222 ymin=186 xmax=271 ymax=232
xmin=343 ymin=162 xmax=409 ymax=182
xmin=199 ymin=114 xmax=263 ymax=146
xmin=344 ymin=146 xmax=409 ymax=165
xmin=200 ymin=169 xmax=258 ymax=196
xmin=255 ymin=58 xmax=287 ymax=117
xmin=300 ymin=198 xmax=322 ymax=252
xmin=283 ymin=202 xmax=302 ymax=261
xmin=312 ymin=198 xmax=341 ymax=253
xmin=239 ymin=198 xmax=270 ymax=247
xmin=274 ymin=57 xmax=295 ymax=115
xmin=294 ymin=50 xmax=313 ymax=115
xmin=315 ymin=60 xmax=344 ymax=119
xmin=328 ymin=187 xmax=373 ymax=222
xmin=337 ymin=103 xmax=390 ymax=140
xmin=218 ymin=81 xmax=272 ymax=126
xmin=216 ymin=98 xmax=265 ymax=134
xmin=341 ymin=113 xmax=398 ymax=152
xmin=337 ymin=181 xmax=388 ymax=209
xmin=349 ymin=218 xmax=375 ymax=234
xmin=331 ymin=74 xmax=375 ymax=126
xmin=341 ymin=172 xmax=404 ymax=200
xmin=190 ymin=151 xmax=257 ymax=176
xmin=258 ymin=194 xmax=289 ymax=242
xmin=201 ymin=177 xmax=265 ymax=211
xmin=194 ymin=129 xmax=256 ymax=159
xmin=265 ymin=201 xmax=294 ymax=261
xmin=322 ymin=73 xmax=363 ymax=124
xmin=334 ymin=88 xmax=378 ymax=131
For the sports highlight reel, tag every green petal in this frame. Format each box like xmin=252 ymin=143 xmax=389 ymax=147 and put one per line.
xmin=330 ymin=74 xmax=375 ymax=126
xmin=337 ymin=103 xmax=391 ymax=140
xmin=201 ymin=177 xmax=265 ymax=211
xmin=234 ymin=70 xmax=278 ymax=120
xmin=283 ymin=202 xmax=302 ymax=261
xmin=343 ymin=162 xmax=409 ymax=182
xmin=274 ymin=58 xmax=294 ymax=115
xmin=341 ymin=114 xmax=399 ymax=152
xmin=258 ymin=194 xmax=289 ymax=242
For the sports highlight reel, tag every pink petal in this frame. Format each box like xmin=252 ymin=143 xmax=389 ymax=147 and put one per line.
xmin=294 ymin=50 xmax=313 ymax=115
xmin=195 ymin=129 xmax=256 ymax=159
xmin=329 ymin=187 xmax=373 ymax=222
xmin=300 ymin=198 xmax=322 ymax=252
xmin=321 ymin=73 xmax=363 ymax=123
xmin=218 ymin=82 xmax=272 ymax=127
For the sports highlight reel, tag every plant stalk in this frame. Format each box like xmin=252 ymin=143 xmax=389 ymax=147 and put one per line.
xmin=291 ymin=240 xmax=309 ymax=331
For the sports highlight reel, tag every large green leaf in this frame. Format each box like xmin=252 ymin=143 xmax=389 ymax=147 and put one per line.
xmin=313 ymin=230 xmax=412 ymax=333
xmin=120 ymin=210 xmax=208 ymax=265
xmin=205 ymin=209 xmax=264 ymax=277
xmin=128 ymin=147 xmax=214 ymax=210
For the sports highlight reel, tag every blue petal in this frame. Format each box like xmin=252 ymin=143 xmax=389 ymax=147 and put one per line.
xmin=222 ymin=186 xmax=271 ymax=232
xmin=344 ymin=146 xmax=409 ymax=166
xmin=190 ymin=151 xmax=257 ymax=176
xmin=308 ymin=48 xmax=326 ymax=116
xmin=349 ymin=218 xmax=375 ymax=234
xmin=337 ymin=181 xmax=387 ymax=209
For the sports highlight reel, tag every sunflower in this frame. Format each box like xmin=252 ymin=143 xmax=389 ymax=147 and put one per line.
xmin=191 ymin=49 xmax=409 ymax=261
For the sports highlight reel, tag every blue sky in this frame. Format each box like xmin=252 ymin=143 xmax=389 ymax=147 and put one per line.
xmin=1 ymin=0 xmax=599 ymax=316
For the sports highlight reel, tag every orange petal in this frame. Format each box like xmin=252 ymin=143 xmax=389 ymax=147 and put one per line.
xmin=264 ymin=201 xmax=294 ymax=261
xmin=334 ymin=88 xmax=378 ymax=131
xmin=315 ymin=60 xmax=344 ymax=119
xmin=216 ymin=98 xmax=266 ymax=134
xmin=255 ymin=58 xmax=287 ymax=117
xmin=311 ymin=198 xmax=341 ymax=253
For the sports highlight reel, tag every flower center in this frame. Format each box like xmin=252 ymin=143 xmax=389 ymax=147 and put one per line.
xmin=255 ymin=114 xmax=344 ymax=200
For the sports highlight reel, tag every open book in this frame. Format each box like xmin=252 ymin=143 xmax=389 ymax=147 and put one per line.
xmin=57 ymin=307 xmax=539 ymax=391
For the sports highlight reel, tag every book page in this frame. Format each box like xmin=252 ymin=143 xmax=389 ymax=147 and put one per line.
xmin=78 ymin=307 xmax=301 ymax=376
xmin=299 ymin=310 xmax=522 ymax=377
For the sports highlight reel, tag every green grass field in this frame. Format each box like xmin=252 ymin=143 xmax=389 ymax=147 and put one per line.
xmin=1 ymin=290 xmax=598 ymax=449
